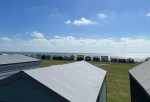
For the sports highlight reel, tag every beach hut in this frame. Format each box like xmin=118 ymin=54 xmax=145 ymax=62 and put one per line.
xmin=0 ymin=61 xmax=107 ymax=102
xmin=110 ymin=56 xmax=118 ymax=62
xmin=41 ymin=55 xmax=46 ymax=59
xmin=52 ymin=55 xmax=59 ymax=60
xmin=93 ymin=56 xmax=100 ymax=62
xmin=101 ymin=56 xmax=109 ymax=62
xmin=77 ymin=55 xmax=84 ymax=61
xmin=127 ymin=58 xmax=134 ymax=63
xmin=62 ymin=56 xmax=69 ymax=60
xmin=58 ymin=56 xmax=63 ymax=60
xmin=0 ymin=54 xmax=41 ymax=80
xmin=118 ymin=57 xmax=127 ymax=63
xmin=52 ymin=56 xmax=62 ymax=60
xmin=69 ymin=55 xmax=75 ymax=61
xmin=129 ymin=60 xmax=150 ymax=102
xmin=45 ymin=55 xmax=51 ymax=60
xmin=85 ymin=56 xmax=92 ymax=61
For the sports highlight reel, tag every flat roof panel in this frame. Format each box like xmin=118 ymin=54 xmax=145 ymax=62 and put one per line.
xmin=129 ymin=60 xmax=150 ymax=95
xmin=25 ymin=61 xmax=106 ymax=102
xmin=0 ymin=54 xmax=40 ymax=65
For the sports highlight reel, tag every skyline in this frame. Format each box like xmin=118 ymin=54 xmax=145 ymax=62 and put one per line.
xmin=1 ymin=0 xmax=150 ymax=54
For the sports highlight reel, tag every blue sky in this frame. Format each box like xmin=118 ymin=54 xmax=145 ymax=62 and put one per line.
xmin=1 ymin=0 xmax=150 ymax=53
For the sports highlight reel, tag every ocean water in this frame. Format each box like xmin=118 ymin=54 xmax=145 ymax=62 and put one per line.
xmin=0 ymin=51 xmax=150 ymax=62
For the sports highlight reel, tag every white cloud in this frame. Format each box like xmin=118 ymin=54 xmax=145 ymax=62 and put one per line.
xmin=97 ymin=13 xmax=106 ymax=19
xmin=2 ymin=32 xmax=150 ymax=54
xmin=65 ymin=18 xmax=97 ymax=25
xmin=0 ymin=37 xmax=12 ymax=42
xmin=26 ymin=31 xmax=50 ymax=47
xmin=65 ymin=20 xmax=71 ymax=24
xmin=23 ymin=35 xmax=150 ymax=53
xmin=146 ymin=13 xmax=150 ymax=17
xmin=73 ymin=18 xmax=97 ymax=25
xmin=25 ymin=35 xmax=150 ymax=48
xmin=30 ymin=31 xmax=44 ymax=39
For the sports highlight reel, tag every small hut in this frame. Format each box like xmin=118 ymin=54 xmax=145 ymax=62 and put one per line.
xmin=77 ymin=55 xmax=84 ymax=61
xmin=69 ymin=55 xmax=75 ymax=61
xmin=41 ymin=55 xmax=46 ymax=59
xmin=118 ymin=57 xmax=127 ymax=63
xmin=52 ymin=56 xmax=62 ymax=60
xmin=52 ymin=56 xmax=59 ymax=60
xmin=85 ymin=56 xmax=92 ymax=61
xmin=45 ymin=55 xmax=51 ymax=60
xmin=101 ymin=56 xmax=109 ymax=62
xmin=93 ymin=56 xmax=100 ymax=62
xmin=127 ymin=58 xmax=134 ymax=63
xmin=62 ymin=56 xmax=69 ymax=60
xmin=110 ymin=56 xmax=118 ymax=62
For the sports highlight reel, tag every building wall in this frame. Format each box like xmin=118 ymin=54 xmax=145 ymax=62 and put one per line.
xmin=118 ymin=59 xmax=126 ymax=63
xmin=130 ymin=74 xmax=150 ymax=102
xmin=77 ymin=57 xmax=84 ymax=61
xmin=93 ymin=57 xmax=100 ymax=62
xmin=97 ymin=77 xmax=107 ymax=102
xmin=85 ymin=56 xmax=92 ymax=61
xmin=101 ymin=57 xmax=108 ymax=62
xmin=110 ymin=58 xmax=118 ymax=62
xmin=0 ymin=61 xmax=41 ymax=76
xmin=0 ymin=79 xmax=68 ymax=102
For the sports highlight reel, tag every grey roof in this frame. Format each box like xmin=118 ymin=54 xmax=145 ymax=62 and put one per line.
xmin=0 ymin=54 xmax=40 ymax=65
xmin=129 ymin=60 xmax=150 ymax=95
xmin=24 ymin=61 xmax=106 ymax=102
xmin=93 ymin=56 xmax=100 ymax=58
xmin=101 ymin=56 xmax=108 ymax=58
xmin=110 ymin=56 xmax=118 ymax=59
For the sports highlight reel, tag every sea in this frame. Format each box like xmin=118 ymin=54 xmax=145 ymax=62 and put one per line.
xmin=0 ymin=51 xmax=150 ymax=62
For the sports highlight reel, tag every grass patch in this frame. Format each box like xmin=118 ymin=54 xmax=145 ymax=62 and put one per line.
xmin=40 ymin=60 xmax=75 ymax=67
xmin=41 ymin=60 xmax=140 ymax=102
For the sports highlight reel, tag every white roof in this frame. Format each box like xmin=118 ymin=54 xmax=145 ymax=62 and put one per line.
xmin=0 ymin=54 xmax=40 ymax=65
xmin=129 ymin=60 xmax=150 ymax=95
xmin=25 ymin=61 xmax=106 ymax=102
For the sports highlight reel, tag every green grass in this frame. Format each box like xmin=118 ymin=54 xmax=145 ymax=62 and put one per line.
xmin=41 ymin=60 xmax=75 ymax=67
xmin=41 ymin=60 xmax=140 ymax=102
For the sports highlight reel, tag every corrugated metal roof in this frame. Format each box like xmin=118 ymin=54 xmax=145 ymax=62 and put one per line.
xmin=0 ymin=54 xmax=40 ymax=65
xmin=129 ymin=60 xmax=150 ymax=95
xmin=25 ymin=61 xmax=106 ymax=102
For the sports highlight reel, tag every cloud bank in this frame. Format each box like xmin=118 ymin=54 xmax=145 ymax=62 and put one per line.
xmin=0 ymin=31 xmax=150 ymax=53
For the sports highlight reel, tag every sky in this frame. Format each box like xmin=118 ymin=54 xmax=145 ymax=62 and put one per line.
xmin=0 ymin=0 xmax=150 ymax=54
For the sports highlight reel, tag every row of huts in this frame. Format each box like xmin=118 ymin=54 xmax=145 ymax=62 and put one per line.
xmin=26 ymin=54 xmax=135 ymax=63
